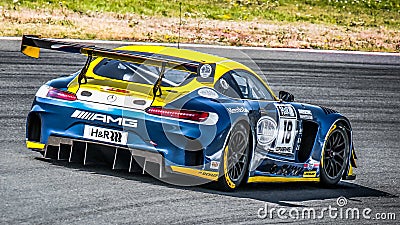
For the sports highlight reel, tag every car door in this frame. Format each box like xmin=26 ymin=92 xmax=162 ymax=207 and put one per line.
xmin=225 ymin=70 xmax=299 ymax=163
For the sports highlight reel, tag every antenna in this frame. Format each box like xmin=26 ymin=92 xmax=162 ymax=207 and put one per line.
xmin=178 ymin=2 xmax=182 ymax=49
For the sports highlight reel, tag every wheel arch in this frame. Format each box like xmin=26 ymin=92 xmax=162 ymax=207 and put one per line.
xmin=320 ymin=118 xmax=354 ymax=182
xmin=230 ymin=117 xmax=254 ymax=183
xmin=334 ymin=119 xmax=356 ymax=179
xmin=218 ymin=116 xmax=253 ymax=189
xmin=335 ymin=119 xmax=352 ymax=140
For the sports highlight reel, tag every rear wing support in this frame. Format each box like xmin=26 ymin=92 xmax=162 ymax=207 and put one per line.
xmin=78 ymin=50 xmax=93 ymax=84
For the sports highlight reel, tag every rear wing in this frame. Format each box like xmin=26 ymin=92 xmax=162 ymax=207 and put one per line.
xmin=20 ymin=35 xmax=216 ymax=84
xmin=21 ymin=35 xmax=200 ymax=68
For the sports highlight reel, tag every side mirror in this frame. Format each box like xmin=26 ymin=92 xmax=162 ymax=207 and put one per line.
xmin=279 ymin=91 xmax=295 ymax=102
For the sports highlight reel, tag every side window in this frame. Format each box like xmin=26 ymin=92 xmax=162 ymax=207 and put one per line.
xmin=214 ymin=73 xmax=242 ymax=99
xmin=231 ymin=73 xmax=249 ymax=98
xmin=231 ymin=70 xmax=274 ymax=100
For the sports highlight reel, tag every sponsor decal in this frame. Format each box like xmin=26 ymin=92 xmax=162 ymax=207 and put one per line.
xmin=273 ymin=104 xmax=297 ymax=155
xmin=274 ymin=147 xmax=292 ymax=154
xmin=71 ymin=110 xmax=138 ymax=128
xmin=198 ymin=88 xmax=219 ymax=99
xmin=227 ymin=106 xmax=249 ymax=114
xmin=198 ymin=171 xmax=218 ymax=178
xmin=303 ymin=163 xmax=319 ymax=170
xmin=210 ymin=161 xmax=220 ymax=169
xmin=103 ymin=87 xmax=130 ymax=94
xmin=304 ymin=163 xmax=314 ymax=170
xmin=276 ymin=104 xmax=296 ymax=118
xmin=199 ymin=64 xmax=213 ymax=78
xmin=265 ymin=164 xmax=304 ymax=176
xmin=83 ymin=125 xmax=128 ymax=145
xmin=220 ymin=78 xmax=230 ymax=89
xmin=298 ymin=109 xmax=313 ymax=120
xmin=274 ymin=118 xmax=296 ymax=154
xmin=303 ymin=171 xmax=317 ymax=178
xmin=257 ymin=116 xmax=278 ymax=145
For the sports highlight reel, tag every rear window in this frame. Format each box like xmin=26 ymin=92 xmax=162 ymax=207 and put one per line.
xmin=93 ymin=59 xmax=196 ymax=87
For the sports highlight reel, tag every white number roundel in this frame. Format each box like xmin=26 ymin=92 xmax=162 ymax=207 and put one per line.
xmin=256 ymin=116 xmax=278 ymax=145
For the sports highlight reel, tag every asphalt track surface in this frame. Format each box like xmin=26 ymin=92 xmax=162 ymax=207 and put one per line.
xmin=1 ymin=39 xmax=399 ymax=224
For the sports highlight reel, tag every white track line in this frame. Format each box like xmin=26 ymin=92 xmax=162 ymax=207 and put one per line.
xmin=2 ymin=36 xmax=399 ymax=56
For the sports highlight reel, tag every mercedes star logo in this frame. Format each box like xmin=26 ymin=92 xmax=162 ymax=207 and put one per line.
xmin=107 ymin=95 xmax=117 ymax=103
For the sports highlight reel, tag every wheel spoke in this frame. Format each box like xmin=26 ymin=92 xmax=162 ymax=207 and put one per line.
xmin=334 ymin=133 xmax=341 ymax=147
xmin=232 ymin=141 xmax=246 ymax=155
xmin=331 ymin=133 xmax=337 ymax=147
xmin=331 ymin=160 xmax=337 ymax=177
xmin=335 ymin=147 xmax=345 ymax=153
xmin=233 ymin=165 xmax=239 ymax=179
xmin=335 ymin=160 xmax=343 ymax=171
xmin=228 ymin=156 xmax=235 ymax=166
xmin=335 ymin=142 xmax=345 ymax=149
xmin=326 ymin=160 xmax=331 ymax=177
xmin=326 ymin=140 xmax=331 ymax=149
xmin=330 ymin=161 xmax=336 ymax=177
xmin=326 ymin=159 xmax=332 ymax=176
xmin=229 ymin=166 xmax=234 ymax=178
xmin=239 ymin=155 xmax=247 ymax=164
xmin=229 ymin=167 xmax=234 ymax=179
xmin=335 ymin=153 xmax=344 ymax=160
xmin=235 ymin=164 xmax=242 ymax=177
xmin=237 ymin=137 xmax=245 ymax=148
xmin=332 ymin=157 xmax=342 ymax=165
xmin=234 ymin=134 xmax=240 ymax=145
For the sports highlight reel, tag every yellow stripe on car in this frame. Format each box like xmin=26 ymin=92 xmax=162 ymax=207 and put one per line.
xmin=170 ymin=166 xmax=219 ymax=181
xmin=26 ymin=141 xmax=45 ymax=149
xmin=248 ymin=176 xmax=320 ymax=183
xmin=347 ymin=164 xmax=354 ymax=176
xmin=327 ymin=124 xmax=337 ymax=136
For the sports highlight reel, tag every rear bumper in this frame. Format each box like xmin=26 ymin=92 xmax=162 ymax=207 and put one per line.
xmin=40 ymin=136 xmax=165 ymax=177
xmin=29 ymin=136 xmax=221 ymax=182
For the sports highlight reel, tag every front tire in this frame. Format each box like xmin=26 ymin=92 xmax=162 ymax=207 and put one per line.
xmin=217 ymin=123 xmax=250 ymax=191
xmin=320 ymin=125 xmax=350 ymax=186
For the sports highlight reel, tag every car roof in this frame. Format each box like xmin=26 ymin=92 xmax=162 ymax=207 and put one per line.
xmin=115 ymin=45 xmax=226 ymax=63
xmin=114 ymin=45 xmax=252 ymax=72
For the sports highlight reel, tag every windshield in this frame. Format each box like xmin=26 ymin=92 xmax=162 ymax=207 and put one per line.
xmin=93 ymin=59 xmax=196 ymax=87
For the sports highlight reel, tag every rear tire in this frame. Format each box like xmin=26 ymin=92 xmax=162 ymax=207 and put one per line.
xmin=217 ymin=123 xmax=250 ymax=191
xmin=320 ymin=125 xmax=349 ymax=186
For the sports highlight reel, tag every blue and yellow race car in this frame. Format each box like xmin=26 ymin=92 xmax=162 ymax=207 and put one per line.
xmin=22 ymin=35 xmax=357 ymax=191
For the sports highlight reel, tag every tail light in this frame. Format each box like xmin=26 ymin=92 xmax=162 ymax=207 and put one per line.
xmin=47 ymin=87 xmax=77 ymax=101
xmin=146 ymin=107 xmax=209 ymax=122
